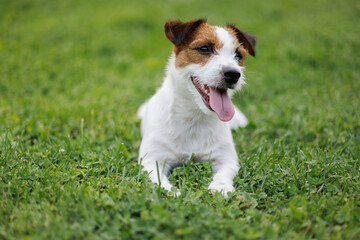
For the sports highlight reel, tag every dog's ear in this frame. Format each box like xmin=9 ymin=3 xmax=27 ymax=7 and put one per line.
xmin=165 ymin=19 xmax=206 ymax=46
xmin=227 ymin=25 xmax=256 ymax=57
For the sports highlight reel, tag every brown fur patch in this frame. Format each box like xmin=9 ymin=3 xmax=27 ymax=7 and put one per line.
xmin=165 ymin=19 xmax=206 ymax=46
xmin=173 ymin=23 xmax=224 ymax=68
xmin=225 ymin=25 xmax=256 ymax=57
xmin=236 ymin=46 xmax=248 ymax=66
xmin=165 ymin=20 xmax=254 ymax=68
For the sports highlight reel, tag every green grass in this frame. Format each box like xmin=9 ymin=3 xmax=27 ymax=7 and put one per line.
xmin=1 ymin=0 xmax=359 ymax=239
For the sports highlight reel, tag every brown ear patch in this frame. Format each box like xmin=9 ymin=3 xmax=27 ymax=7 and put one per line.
xmin=164 ymin=19 xmax=206 ymax=46
xmin=226 ymin=25 xmax=256 ymax=57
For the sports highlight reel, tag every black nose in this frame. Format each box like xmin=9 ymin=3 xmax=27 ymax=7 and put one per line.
xmin=223 ymin=69 xmax=241 ymax=85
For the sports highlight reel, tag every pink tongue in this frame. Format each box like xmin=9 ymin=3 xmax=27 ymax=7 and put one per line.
xmin=209 ymin=87 xmax=235 ymax=122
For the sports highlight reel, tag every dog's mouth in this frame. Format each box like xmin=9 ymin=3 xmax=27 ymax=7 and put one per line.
xmin=191 ymin=76 xmax=235 ymax=122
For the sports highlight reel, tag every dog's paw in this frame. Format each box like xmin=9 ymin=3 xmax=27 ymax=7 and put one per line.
xmin=208 ymin=182 xmax=235 ymax=198
xmin=161 ymin=182 xmax=181 ymax=197
xmin=171 ymin=189 xmax=181 ymax=197
xmin=165 ymin=188 xmax=181 ymax=197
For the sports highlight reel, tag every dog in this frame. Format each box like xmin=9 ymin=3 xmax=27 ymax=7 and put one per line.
xmin=137 ymin=19 xmax=256 ymax=197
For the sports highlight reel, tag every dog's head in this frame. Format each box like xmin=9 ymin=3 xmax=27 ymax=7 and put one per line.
xmin=164 ymin=19 xmax=256 ymax=122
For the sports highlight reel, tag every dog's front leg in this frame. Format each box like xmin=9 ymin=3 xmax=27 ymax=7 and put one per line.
xmin=208 ymin=156 xmax=239 ymax=197
xmin=141 ymin=158 xmax=178 ymax=195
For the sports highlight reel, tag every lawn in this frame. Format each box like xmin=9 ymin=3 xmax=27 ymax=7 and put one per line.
xmin=0 ymin=0 xmax=359 ymax=239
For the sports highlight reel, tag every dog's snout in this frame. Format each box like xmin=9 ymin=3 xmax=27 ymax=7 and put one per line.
xmin=223 ymin=68 xmax=241 ymax=85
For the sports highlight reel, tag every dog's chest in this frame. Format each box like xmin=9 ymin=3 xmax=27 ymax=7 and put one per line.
xmin=170 ymin=117 xmax=225 ymax=158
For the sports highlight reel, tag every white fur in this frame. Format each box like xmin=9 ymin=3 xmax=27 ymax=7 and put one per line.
xmin=137 ymin=26 xmax=248 ymax=197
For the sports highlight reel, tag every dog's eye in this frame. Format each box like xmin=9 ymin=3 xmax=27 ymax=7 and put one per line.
xmin=235 ymin=51 xmax=243 ymax=60
xmin=197 ymin=45 xmax=212 ymax=55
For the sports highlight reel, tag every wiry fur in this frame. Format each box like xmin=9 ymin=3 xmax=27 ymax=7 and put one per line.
xmin=138 ymin=20 xmax=255 ymax=197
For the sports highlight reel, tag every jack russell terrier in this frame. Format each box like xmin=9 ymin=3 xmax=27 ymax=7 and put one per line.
xmin=137 ymin=19 xmax=256 ymax=197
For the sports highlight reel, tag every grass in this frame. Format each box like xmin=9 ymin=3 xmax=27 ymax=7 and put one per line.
xmin=0 ymin=0 xmax=359 ymax=239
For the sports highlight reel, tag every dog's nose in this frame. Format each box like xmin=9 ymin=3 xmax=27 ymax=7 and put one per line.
xmin=223 ymin=68 xmax=241 ymax=85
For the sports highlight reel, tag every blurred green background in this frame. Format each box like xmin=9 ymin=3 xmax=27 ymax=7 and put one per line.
xmin=1 ymin=0 xmax=359 ymax=239
xmin=1 ymin=0 xmax=359 ymax=141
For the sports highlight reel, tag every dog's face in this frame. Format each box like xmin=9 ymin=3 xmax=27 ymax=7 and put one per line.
xmin=165 ymin=19 xmax=256 ymax=122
